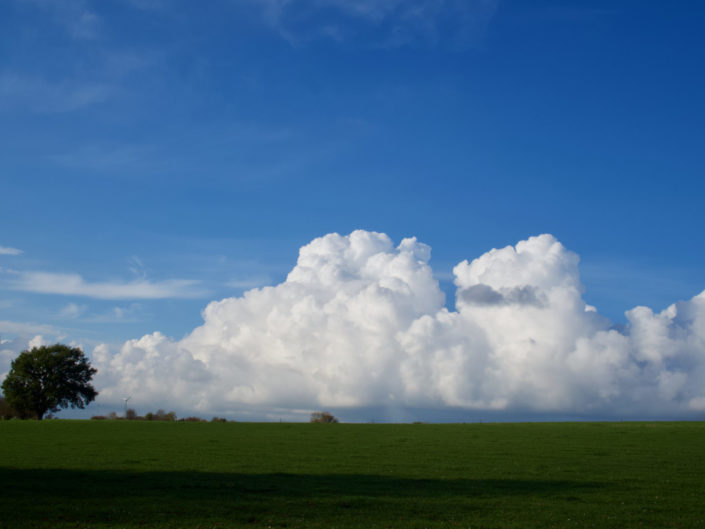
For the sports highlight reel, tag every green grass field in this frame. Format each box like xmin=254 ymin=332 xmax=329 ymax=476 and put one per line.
xmin=1 ymin=421 xmax=703 ymax=528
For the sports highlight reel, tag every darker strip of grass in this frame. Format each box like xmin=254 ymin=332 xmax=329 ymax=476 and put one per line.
xmin=0 ymin=467 xmax=602 ymax=528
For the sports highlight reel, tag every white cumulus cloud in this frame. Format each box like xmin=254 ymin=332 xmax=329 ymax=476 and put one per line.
xmin=92 ymin=231 xmax=705 ymax=420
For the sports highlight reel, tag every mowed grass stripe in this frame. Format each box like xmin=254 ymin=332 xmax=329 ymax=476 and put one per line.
xmin=1 ymin=421 xmax=703 ymax=528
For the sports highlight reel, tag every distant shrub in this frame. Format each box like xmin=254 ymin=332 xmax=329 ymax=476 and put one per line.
xmin=310 ymin=411 xmax=338 ymax=423
xmin=210 ymin=416 xmax=228 ymax=423
xmin=144 ymin=409 xmax=177 ymax=421
xmin=157 ymin=410 xmax=176 ymax=422
xmin=98 ymin=408 xmax=209 ymax=422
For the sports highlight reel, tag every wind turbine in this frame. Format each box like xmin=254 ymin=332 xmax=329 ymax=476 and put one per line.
xmin=123 ymin=395 xmax=132 ymax=417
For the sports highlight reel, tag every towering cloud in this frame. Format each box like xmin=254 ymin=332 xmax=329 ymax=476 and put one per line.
xmin=93 ymin=231 xmax=705 ymax=419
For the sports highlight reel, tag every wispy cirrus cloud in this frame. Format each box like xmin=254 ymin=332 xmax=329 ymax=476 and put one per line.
xmin=46 ymin=120 xmax=297 ymax=177
xmin=0 ymin=320 xmax=60 ymax=336
xmin=0 ymin=246 xmax=23 ymax=256
xmin=124 ymin=0 xmax=166 ymax=10
xmin=47 ymin=141 xmax=165 ymax=174
xmin=0 ymin=73 xmax=113 ymax=113
xmin=14 ymin=0 xmax=102 ymax=40
xmin=254 ymin=0 xmax=500 ymax=48
xmin=57 ymin=302 xmax=144 ymax=323
xmin=57 ymin=303 xmax=88 ymax=319
xmin=7 ymin=271 xmax=207 ymax=300
xmin=0 ymin=0 xmax=150 ymax=116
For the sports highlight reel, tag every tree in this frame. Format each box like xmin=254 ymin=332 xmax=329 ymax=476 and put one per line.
xmin=1 ymin=344 xmax=97 ymax=420
xmin=310 ymin=411 xmax=338 ymax=423
xmin=0 ymin=396 xmax=20 ymax=419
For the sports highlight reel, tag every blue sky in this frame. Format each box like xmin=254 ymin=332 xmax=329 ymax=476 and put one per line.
xmin=1 ymin=1 xmax=705 ymax=420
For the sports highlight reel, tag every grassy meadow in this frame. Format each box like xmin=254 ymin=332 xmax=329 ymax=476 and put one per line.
xmin=0 ymin=420 xmax=704 ymax=528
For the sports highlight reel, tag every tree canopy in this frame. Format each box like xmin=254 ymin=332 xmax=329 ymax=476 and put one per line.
xmin=0 ymin=396 xmax=20 ymax=419
xmin=310 ymin=411 xmax=338 ymax=423
xmin=1 ymin=344 xmax=98 ymax=420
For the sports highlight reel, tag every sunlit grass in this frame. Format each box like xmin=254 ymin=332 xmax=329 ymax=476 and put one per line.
xmin=1 ymin=421 xmax=704 ymax=528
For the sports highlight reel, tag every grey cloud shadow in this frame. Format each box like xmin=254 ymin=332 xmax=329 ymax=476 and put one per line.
xmin=0 ymin=467 xmax=604 ymax=526
xmin=458 ymin=284 xmax=545 ymax=307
